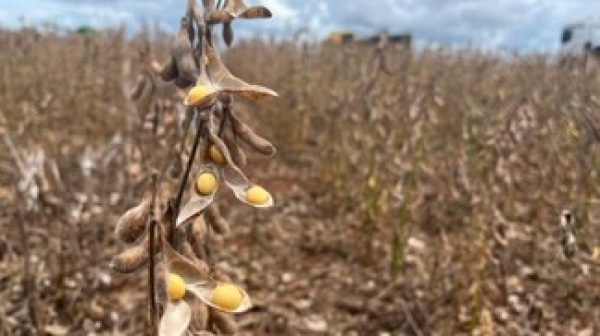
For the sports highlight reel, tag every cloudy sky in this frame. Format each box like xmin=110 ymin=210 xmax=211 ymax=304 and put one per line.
xmin=1 ymin=0 xmax=600 ymax=52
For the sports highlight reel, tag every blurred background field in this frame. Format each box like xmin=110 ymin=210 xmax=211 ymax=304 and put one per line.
xmin=0 ymin=26 xmax=599 ymax=335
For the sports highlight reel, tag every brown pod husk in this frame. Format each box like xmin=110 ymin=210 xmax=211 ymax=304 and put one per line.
xmin=181 ymin=239 xmax=211 ymax=276
xmin=211 ymin=269 xmax=232 ymax=282
xmin=169 ymin=153 xmax=183 ymax=179
xmin=186 ymin=217 xmax=209 ymax=261
xmin=158 ymin=57 xmax=178 ymax=82
xmin=115 ymin=194 xmax=151 ymax=244
xmin=209 ymin=308 xmax=237 ymax=335
xmin=173 ymin=17 xmax=199 ymax=85
xmin=223 ymin=131 xmax=247 ymax=167
xmin=174 ymin=76 xmax=195 ymax=90
xmin=185 ymin=0 xmax=196 ymax=44
xmin=189 ymin=299 xmax=210 ymax=332
xmin=240 ymin=6 xmax=272 ymax=19
xmin=230 ymin=112 xmax=275 ymax=156
xmin=203 ymin=0 xmax=215 ymax=11
xmin=155 ymin=262 xmax=167 ymax=302
xmin=224 ymin=0 xmax=247 ymax=16
xmin=110 ymin=235 xmax=150 ymax=273
xmin=191 ymin=215 xmax=208 ymax=242
xmin=208 ymin=10 xmax=232 ymax=25
xmin=204 ymin=45 xmax=277 ymax=100
xmin=223 ymin=22 xmax=234 ymax=47
xmin=130 ymin=75 xmax=147 ymax=100
xmin=206 ymin=205 xmax=230 ymax=235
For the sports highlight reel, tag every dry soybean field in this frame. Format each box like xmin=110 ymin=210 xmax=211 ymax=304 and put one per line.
xmin=0 ymin=26 xmax=599 ymax=335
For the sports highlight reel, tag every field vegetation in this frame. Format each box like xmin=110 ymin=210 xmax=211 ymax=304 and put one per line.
xmin=0 ymin=25 xmax=599 ymax=334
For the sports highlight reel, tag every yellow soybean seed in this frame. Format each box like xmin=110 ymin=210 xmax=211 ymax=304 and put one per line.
xmin=211 ymin=283 xmax=243 ymax=311
xmin=195 ymin=172 xmax=217 ymax=196
xmin=186 ymin=85 xmax=215 ymax=106
xmin=167 ymin=273 xmax=186 ymax=301
xmin=208 ymin=145 xmax=226 ymax=165
xmin=244 ymin=185 xmax=270 ymax=205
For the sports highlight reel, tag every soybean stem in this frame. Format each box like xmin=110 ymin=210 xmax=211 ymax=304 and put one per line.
xmin=172 ymin=109 xmax=206 ymax=244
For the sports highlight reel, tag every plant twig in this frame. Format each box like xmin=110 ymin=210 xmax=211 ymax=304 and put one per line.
xmin=147 ymin=172 xmax=159 ymax=335
xmin=148 ymin=218 xmax=158 ymax=335
xmin=172 ymin=108 xmax=207 ymax=244
xmin=16 ymin=210 xmax=39 ymax=331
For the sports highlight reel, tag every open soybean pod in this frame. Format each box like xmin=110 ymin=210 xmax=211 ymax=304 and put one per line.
xmin=205 ymin=45 xmax=277 ymax=100
xmin=184 ymin=73 xmax=218 ymax=108
xmin=207 ymin=113 xmax=273 ymax=208
xmin=230 ymin=111 xmax=276 ymax=156
xmin=190 ymin=283 xmax=251 ymax=315
xmin=176 ymin=165 xmax=220 ymax=227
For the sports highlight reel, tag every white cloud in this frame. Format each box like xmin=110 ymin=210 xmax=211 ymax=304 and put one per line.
xmin=1 ymin=0 xmax=600 ymax=51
